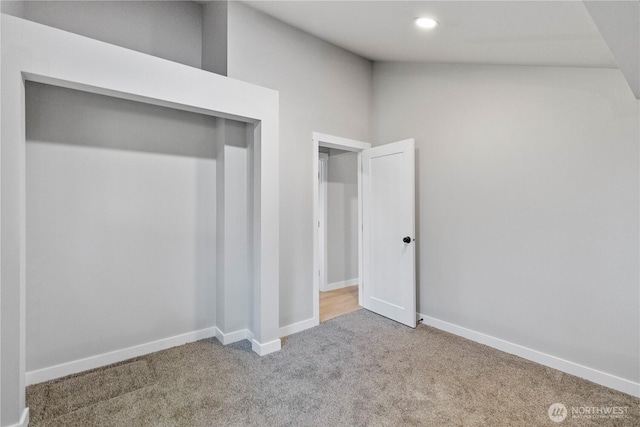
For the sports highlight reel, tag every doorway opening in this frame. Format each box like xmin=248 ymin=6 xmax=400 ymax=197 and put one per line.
xmin=318 ymin=147 xmax=361 ymax=322
xmin=312 ymin=133 xmax=370 ymax=325
xmin=24 ymin=82 xmax=262 ymax=385
xmin=312 ymin=132 xmax=417 ymax=329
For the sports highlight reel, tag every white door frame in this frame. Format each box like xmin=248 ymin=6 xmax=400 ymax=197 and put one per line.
xmin=318 ymin=152 xmax=329 ymax=292
xmin=312 ymin=132 xmax=371 ymax=325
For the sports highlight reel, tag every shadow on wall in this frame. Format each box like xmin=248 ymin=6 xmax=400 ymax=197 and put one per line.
xmin=24 ymin=80 xmax=226 ymax=373
xmin=26 ymin=81 xmax=219 ymax=159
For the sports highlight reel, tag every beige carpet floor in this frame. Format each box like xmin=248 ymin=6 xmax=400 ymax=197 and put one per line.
xmin=27 ymin=309 xmax=639 ymax=426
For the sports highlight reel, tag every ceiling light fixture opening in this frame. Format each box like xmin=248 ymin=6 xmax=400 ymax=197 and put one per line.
xmin=414 ymin=17 xmax=439 ymax=30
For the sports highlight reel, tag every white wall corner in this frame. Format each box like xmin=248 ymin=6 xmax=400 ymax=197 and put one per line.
xmin=418 ymin=313 xmax=640 ymax=398
xmin=251 ymin=338 xmax=281 ymax=356
xmin=214 ymin=327 xmax=251 ymax=346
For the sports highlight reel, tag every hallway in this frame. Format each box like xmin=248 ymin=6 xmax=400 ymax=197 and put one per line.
xmin=319 ymin=285 xmax=360 ymax=322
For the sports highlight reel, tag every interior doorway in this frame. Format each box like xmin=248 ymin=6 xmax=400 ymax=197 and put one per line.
xmin=312 ymin=132 xmax=417 ymax=329
xmin=312 ymin=133 xmax=370 ymax=325
xmin=317 ymin=147 xmax=361 ymax=322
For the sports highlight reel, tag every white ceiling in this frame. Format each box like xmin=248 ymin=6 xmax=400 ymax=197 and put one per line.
xmin=243 ymin=1 xmax=618 ymax=69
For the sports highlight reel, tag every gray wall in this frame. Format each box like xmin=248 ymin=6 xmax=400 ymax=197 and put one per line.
xmin=225 ymin=1 xmax=372 ymax=327
xmin=0 ymin=12 xmax=5 ymax=426
xmin=25 ymin=82 xmax=218 ymax=371
xmin=216 ymin=119 xmax=251 ymax=335
xmin=1 ymin=0 xmax=203 ymax=68
xmin=327 ymin=152 xmax=358 ymax=285
xmin=202 ymin=0 xmax=228 ymax=75
xmin=6 ymin=0 xmax=638 ymax=391
xmin=373 ymin=62 xmax=640 ymax=383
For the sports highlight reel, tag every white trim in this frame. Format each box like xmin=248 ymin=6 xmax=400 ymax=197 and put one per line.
xmin=214 ymin=327 xmax=252 ymax=345
xmin=324 ymin=278 xmax=359 ymax=292
xmin=313 ymin=132 xmax=370 ymax=152
xmin=312 ymin=132 xmax=370 ymax=329
xmin=312 ymin=137 xmax=321 ymax=326
xmin=6 ymin=408 xmax=29 ymax=427
xmin=279 ymin=317 xmax=318 ymax=338
xmin=251 ymin=338 xmax=282 ymax=356
xmin=419 ymin=314 xmax=640 ymax=398
xmin=25 ymin=327 xmax=216 ymax=386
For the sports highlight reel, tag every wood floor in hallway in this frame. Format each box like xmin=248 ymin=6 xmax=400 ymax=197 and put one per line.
xmin=319 ymin=285 xmax=361 ymax=322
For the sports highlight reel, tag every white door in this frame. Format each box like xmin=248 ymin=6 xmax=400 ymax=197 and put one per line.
xmin=362 ymin=139 xmax=416 ymax=327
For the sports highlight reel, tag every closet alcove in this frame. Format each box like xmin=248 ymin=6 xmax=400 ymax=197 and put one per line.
xmin=1 ymin=15 xmax=280 ymax=426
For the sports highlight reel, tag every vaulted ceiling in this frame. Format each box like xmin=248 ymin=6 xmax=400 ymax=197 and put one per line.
xmin=241 ymin=1 xmax=639 ymax=98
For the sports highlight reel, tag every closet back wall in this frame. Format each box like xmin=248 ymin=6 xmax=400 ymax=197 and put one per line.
xmin=25 ymin=82 xmax=218 ymax=372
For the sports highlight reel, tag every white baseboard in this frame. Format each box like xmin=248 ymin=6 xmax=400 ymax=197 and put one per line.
xmin=214 ymin=327 xmax=252 ymax=345
xmin=25 ymin=327 xmax=216 ymax=386
xmin=251 ymin=338 xmax=281 ymax=356
xmin=323 ymin=278 xmax=358 ymax=292
xmin=279 ymin=317 xmax=318 ymax=338
xmin=6 ymin=408 xmax=29 ymax=427
xmin=418 ymin=313 xmax=640 ymax=398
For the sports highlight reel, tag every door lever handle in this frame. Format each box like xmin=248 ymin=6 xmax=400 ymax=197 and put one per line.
xmin=403 ymin=236 xmax=412 ymax=244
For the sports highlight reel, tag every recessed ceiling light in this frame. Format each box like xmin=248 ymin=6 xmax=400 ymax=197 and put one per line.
xmin=414 ymin=17 xmax=439 ymax=30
